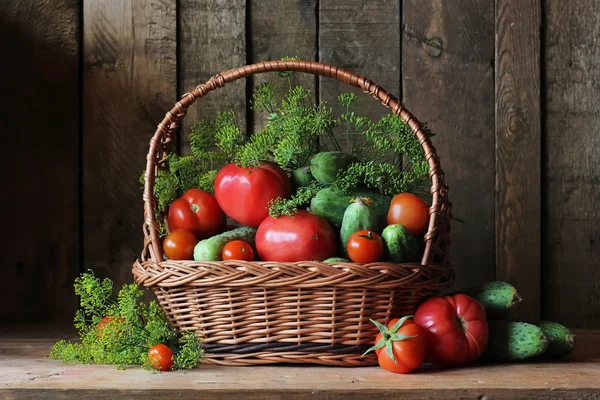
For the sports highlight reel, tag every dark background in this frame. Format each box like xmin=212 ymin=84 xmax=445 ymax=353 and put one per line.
xmin=1 ymin=0 xmax=598 ymax=328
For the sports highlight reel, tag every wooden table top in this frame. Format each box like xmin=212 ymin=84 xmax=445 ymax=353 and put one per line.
xmin=1 ymin=325 xmax=599 ymax=399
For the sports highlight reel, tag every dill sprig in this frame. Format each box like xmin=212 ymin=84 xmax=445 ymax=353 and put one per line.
xmin=50 ymin=271 xmax=203 ymax=371
xmin=268 ymin=182 xmax=325 ymax=217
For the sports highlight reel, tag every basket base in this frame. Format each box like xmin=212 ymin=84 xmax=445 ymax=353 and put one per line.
xmin=202 ymin=342 xmax=377 ymax=366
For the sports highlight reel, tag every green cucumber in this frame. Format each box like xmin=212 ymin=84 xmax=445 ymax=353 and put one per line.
xmin=539 ymin=321 xmax=575 ymax=358
xmin=486 ymin=321 xmax=549 ymax=361
xmin=310 ymin=187 xmax=391 ymax=231
xmin=381 ymin=224 xmax=420 ymax=263
xmin=310 ymin=151 xmax=357 ymax=184
xmin=291 ymin=166 xmax=314 ymax=189
xmin=323 ymin=257 xmax=350 ymax=263
xmin=340 ymin=198 xmax=376 ymax=255
xmin=464 ymin=281 xmax=523 ymax=318
xmin=194 ymin=227 xmax=257 ymax=261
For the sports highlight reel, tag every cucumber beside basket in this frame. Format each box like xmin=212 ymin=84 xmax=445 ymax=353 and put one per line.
xmin=132 ymin=60 xmax=454 ymax=366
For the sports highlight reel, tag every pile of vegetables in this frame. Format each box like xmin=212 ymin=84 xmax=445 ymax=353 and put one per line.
xmin=51 ymin=59 xmax=576 ymax=373
xmin=154 ymin=64 xmax=433 ymax=266
xmin=365 ymin=280 xmax=576 ymax=374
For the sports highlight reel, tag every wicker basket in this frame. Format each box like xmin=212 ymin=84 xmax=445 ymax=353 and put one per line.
xmin=132 ymin=60 xmax=453 ymax=366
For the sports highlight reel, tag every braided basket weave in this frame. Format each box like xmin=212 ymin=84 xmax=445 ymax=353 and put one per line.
xmin=132 ymin=60 xmax=453 ymax=366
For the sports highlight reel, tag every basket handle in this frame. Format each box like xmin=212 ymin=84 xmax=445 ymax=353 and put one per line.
xmin=142 ymin=60 xmax=451 ymax=265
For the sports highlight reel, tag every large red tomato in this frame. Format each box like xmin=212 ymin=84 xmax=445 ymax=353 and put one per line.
xmin=214 ymin=162 xmax=292 ymax=227
xmin=168 ymin=189 xmax=225 ymax=239
xmin=414 ymin=294 xmax=488 ymax=368
xmin=255 ymin=210 xmax=337 ymax=262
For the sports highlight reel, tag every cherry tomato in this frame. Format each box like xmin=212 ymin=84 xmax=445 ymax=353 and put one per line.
xmin=214 ymin=161 xmax=292 ymax=227
xmin=386 ymin=193 xmax=430 ymax=236
xmin=414 ymin=294 xmax=489 ymax=368
xmin=368 ymin=316 xmax=428 ymax=374
xmin=163 ymin=229 xmax=197 ymax=260
xmin=222 ymin=240 xmax=255 ymax=261
xmin=168 ymin=189 xmax=226 ymax=239
xmin=256 ymin=210 xmax=337 ymax=262
xmin=148 ymin=344 xmax=173 ymax=371
xmin=346 ymin=230 xmax=384 ymax=263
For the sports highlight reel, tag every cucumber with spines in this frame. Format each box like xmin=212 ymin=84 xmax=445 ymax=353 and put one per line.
xmin=539 ymin=321 xmax=575 ymax=358
xmin=485 ymin=321 xmax=549 ymax=361
xmin=464 ymin=281 xmax=523 ymax=318
xmin=381 ymin=224 xmax=420 ymax=263
xmin=323 ymin=257 xmax=350 ymax=263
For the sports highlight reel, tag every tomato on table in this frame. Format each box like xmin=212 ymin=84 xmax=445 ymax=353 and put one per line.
xmin=386 ymin=193 xmax=430 ymax=236
xmin=366 ymin=316 xmax=428 ymax=374
xmin=222 ymin=240 xmax=255 ymax=261
xmin=168 ymin=189 xmax=226 ymax=239
xmin=148 ymin=344 xmax=173 ymax=371
xmin=255 ymin=210 xmax=337 ymax=262
xmin=214 ymin=161 xmax=291 ymax=227
xmin=346 ymin=230 xmax=384 ymax=263
xmin=414 ymin=293 xmax=489 ymax=368
xmin=162 ymin=229 xmax=197 ymax=260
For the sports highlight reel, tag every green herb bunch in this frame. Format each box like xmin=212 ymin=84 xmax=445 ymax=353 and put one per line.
xmin=50 ymin=271 xmax=203 ymax=371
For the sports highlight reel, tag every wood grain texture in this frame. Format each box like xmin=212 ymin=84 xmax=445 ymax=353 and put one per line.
xmin=495 ymin=0 xmax=541 ymax=322
xmin=544 ymin=0 xmax=600 ymax=328
xmin=0 ymin=0 xmax=79 ymax=322
xmin=319 ymin=0 xmax=400 ymax=151
xmin=249 ymin=0 xmax=317 ymax=134
xmin=83 ymin=0 xmax=176 ymax=288
xmin=1 ymin=328 xmax=600 ymax=399
xmin=179 ymin=0 xmax=246 ymax=151
xmin=402 ymin=1 xmax=496 ymax=290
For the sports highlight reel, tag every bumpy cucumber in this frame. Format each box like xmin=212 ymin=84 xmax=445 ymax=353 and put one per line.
xmin=539 ymin=321 xmax=575 ymax=358
xmin=291 ymin=166 xmax=314 ymax=189
xmin=340 ymin=198 xmax=376 ymax=254
xmin=309 ymin=151 xmax=357 ymax=184
xmin=486 ymin=321 xmax=549 ymax=361
xmin=381 ymin=224 xmax=420 ymax=263
xmin=194 ymin=227 xmax=257 ymax=261
xmin=310 ymin=187 xmax=391 ymax=231
xmin=323 ymin=257 xmax=350 ymax=263
xmin=465 ymin=281 xmax=523 ymax=318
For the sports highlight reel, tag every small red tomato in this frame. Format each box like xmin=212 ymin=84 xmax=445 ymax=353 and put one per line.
xmin=163 ymin=229 xmax=197 ymax=260
xmin=346 ymin=230 xmax=384 ymax=263
xmin=386 ymin=193 xmax=430 ymax=236
xmin=414 ymin=294 xmax=489 ymax=368
xmin=148 ymin=344 xmax=173 ymax=371
xmin=222 ymin=240 xmax=255 ymax=261
xmin=367 ymin=316 xmax=428 ymax=374
xmin=168 ymin=189 xmax=226 ymax=239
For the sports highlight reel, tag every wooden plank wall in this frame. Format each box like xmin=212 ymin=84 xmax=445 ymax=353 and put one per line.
xmin=2 ymin=0 xmax=599 ymax=328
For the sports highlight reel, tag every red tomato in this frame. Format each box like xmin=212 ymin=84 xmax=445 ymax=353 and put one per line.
xmin=386 ymin=193 xmax=430 ymax=236
xmin=368 ymin=316 xmax=427 ymax=374
xmin=414 ymin=294 xmax=488 ymax=368
xmin=346 ymin=230 xmax=384 ymax=263
xmin=255 ymin=210 xmax=337 ymax=262
xmin=214 ymin=162 xmax=291 ymax=227
xmin=162 ymin=229 xmax=197 ymax=260
xmin=222 ymin=240 xmax=255 ymax=261
xmin=168 ymin=189 xmax=225 ymax=239
xmin=148 ymin=344 xmax=173 ymax=371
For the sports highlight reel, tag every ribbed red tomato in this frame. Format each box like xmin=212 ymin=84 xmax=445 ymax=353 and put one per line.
xmin=168 ymin=189 xmax=225 ymax=239
xmin=255 ymin=210 xmax=337 ymax=262
xmin=214 ymin=162 xmax=292 ymax=227
xmin=414 ymin=294 xmax=488 ymax=368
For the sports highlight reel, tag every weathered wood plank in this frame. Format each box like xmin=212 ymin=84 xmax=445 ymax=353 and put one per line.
xmin=83 ymin=0 xmax=177 ymax=288
xmin=319 ymin=0 xmax=401 ymax=152
xmin=402 ymin=0 xmax=496 ymax=290
xmin=249 ymin=0 xmax=317 ymax=134
xmin=1 ymin=329 xmax=599 ymax=399
xmin=0 ymin=0 xmax=79 ymax=322
xmin=179 ymin=0 xmax=246 ymax=151
xmin=544 ymin=0 xmax=600 ymax=328
xmin=495 ymin=0 xmax=541 ymax=322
